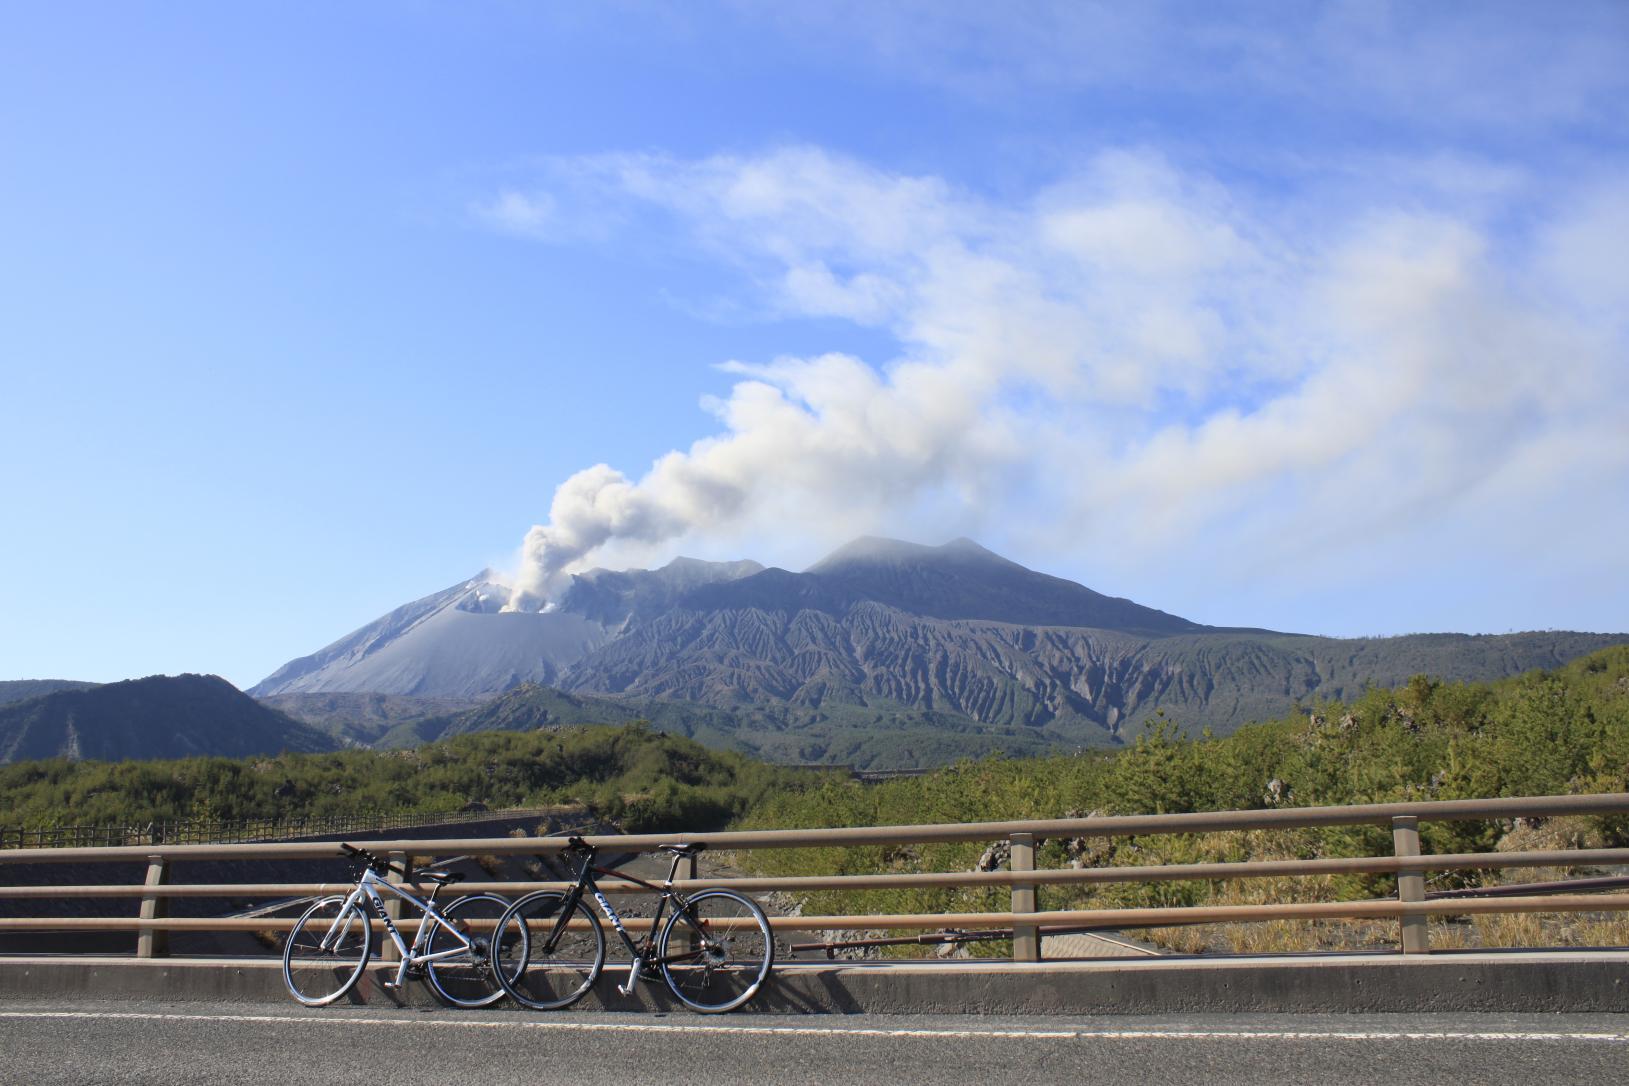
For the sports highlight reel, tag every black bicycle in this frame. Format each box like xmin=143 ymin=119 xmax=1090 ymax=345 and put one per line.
xmin=492 ymin=837 xmax=773 ymax=1013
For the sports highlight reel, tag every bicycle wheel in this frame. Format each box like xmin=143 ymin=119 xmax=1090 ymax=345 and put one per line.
xmin=423 ymin=893 xmax=526 ymax=1009
xmin=658 ymin=889 xmax=773 ymax=1013
xmin=492 ymin=891 xmax=605 ymax=1010
xmin=282 ymin=894 xmax=371 ymax=1007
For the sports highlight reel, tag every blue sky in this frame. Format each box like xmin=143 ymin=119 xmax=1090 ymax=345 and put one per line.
xmin=2 ymin=2 xmax=1626 ymax=687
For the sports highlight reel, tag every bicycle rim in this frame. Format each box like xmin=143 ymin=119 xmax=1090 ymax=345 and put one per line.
xmin=423 ymin=893 xmax=524 ymax=1009
xmin=282 ymin=895 xmax=371 ymax=1007
xmin=493 ymin=891 xmax=605 ymax=1011
xmin=658 ymin=889 xmax=773 ymax=1013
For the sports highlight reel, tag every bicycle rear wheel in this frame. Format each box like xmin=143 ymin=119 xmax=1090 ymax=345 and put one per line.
xmin=282 ymin=895 xmax=371 ymax=1007
xmin=423 ymin=893 xmax=525 ymax=1008
xmin=492 ymin=891 xmax=606 ymax=1010
xmin=658 ymin=889 xmax=773 ymax=1013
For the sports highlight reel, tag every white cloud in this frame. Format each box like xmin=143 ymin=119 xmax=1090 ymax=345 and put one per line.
xmin=473 ymin=190 xmax=557 ymax=239
xmin=493 ymin=146 xmax=1629 ymax=612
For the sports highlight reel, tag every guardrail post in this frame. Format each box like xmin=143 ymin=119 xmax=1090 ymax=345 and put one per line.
xmin=1391 ymin=815 xmax=1429 ymax=954
xmin=136 ymin=855 xmax=169 ymax=958
xmin=1009 ymin=832 xmax=1039 ymax=962
xmin=381 ymin=850 xmax=410 ymax=962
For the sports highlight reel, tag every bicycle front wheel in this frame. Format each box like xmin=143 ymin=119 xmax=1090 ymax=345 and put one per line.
xmin=658 ymin=889 xmax=773 ymax=1013
xmin=282 ymin=895 xmax=371 ymax=1007
xmin=424 ymin=893 xmax=525 ymax=1009
xmin=492 ymin=891 xmax=606 ymax=1011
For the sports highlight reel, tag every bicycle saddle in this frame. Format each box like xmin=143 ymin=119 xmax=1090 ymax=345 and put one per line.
xmin=416 ymin=870 xmax=463 ymax=886
xmin=657 ymin=842 xmax=707 ymax=856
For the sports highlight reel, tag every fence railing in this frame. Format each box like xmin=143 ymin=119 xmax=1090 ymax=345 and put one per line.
xmin=2 ymin=791 xmax=1627 ymax=963
xmin=0 ymin=804 xmax=584 ymax=851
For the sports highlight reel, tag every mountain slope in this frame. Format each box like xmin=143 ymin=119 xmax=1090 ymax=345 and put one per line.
xmin=250 ymin=558 xmax=765 ymax=699
xmin=251 ymin=536 xmax=1629 ymax=760
xmin=250 ymin=571 xmax=606 ymax=698
xmin=0 ymin=680 xmax=99 ymax=706
xmin=368 ymin=680 xmax=1061 ymax=769
xmin=557 ymin=602 xmax=1626 ymax=740
xmin=257 ymin=691 xmax=486 ymax=746
xmin=677 ymin=538 xmax=1201 ymax=635
xmin=0 ymin=674 xmax=339 ymax=764
xmin=559 ymin=557 xmax=765 ymax=628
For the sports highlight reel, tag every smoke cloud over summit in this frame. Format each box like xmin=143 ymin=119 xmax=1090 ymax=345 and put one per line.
xmin=494 ymin=147 xmax=1629 ymax=611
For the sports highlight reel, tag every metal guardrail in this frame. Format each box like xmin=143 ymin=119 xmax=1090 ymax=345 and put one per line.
xmin=0 ymin=804 xmax=583 ymax=850
xmin=1 ymin=791 xmax=1627 ymax=962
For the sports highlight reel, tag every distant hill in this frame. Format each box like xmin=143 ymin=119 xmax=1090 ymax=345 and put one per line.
xmin=0 ymin=680 xmax=100 ymax=706
xmin=258 ymin=691 xmax=485 ymax=746
xmin=0 ymin=674 xmax=340 ymax=764
xmin=247 ymin=536 xmax=1629 ymax=765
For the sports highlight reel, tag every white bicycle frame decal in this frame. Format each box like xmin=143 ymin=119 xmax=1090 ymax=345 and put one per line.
xmin=591 ymin=889 xmax=631 ymax=939
xmin=323 ymin=866 xmax=481 ymax=991
xmin=556 ymin=857 xmax=710 ymax=1000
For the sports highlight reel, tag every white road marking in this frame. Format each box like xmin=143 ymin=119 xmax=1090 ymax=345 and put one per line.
xmin=1 ymin=1010 xmax=1625 ymax=1043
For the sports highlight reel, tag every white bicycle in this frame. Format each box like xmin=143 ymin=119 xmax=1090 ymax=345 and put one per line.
xmin=281 ymin=843 xmax=524 ymax=1007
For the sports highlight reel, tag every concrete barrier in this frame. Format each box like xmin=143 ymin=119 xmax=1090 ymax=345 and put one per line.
xmin=2 ymin=951 xmax=1625 ymax=1015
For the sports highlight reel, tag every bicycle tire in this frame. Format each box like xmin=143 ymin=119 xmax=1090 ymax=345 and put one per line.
xmin=492 ymin=891 xmax=606 ymax=1011
xmin=658 ymin=889 xmax=773 ymax=1013
xmin=423 ymin=893 xmax=525 ymax=1009
xmin=282 ymin=894 xmax=371 ymax=1007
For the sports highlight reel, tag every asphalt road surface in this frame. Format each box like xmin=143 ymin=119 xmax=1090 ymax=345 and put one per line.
xmin=4 ymin=1001 xmax=1627 ymax=1085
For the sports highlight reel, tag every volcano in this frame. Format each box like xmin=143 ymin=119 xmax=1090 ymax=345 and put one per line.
xmin=250 ymin=538 xmax=1629 ymax=749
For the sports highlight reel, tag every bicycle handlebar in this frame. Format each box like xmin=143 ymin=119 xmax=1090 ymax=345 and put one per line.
xmin=338 ymin=842 xmax=407 ymax=878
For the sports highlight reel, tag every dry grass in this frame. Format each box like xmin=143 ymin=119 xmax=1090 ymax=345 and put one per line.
xmin=1127 ymin=917 xmax=1406 ymax=956
xmin=773 ymin=817 xmax=1629 ymax=959
xmin=1428 ymin=918 xmax=1473 ymax=950
xmin=1102 ymin=818 xmax=1629 ymax=955
xmin=1471 ymin=911 xmax=1545 ymax=948
xmin=1128 ymin=908 xmax=1629 ymax=956
xmin=1572 ymin=914 xmax=1629 ymax=948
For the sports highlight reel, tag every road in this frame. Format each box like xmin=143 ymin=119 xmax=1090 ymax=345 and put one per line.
xmin=4 ymin=1001 xmax=1627 ymax=1085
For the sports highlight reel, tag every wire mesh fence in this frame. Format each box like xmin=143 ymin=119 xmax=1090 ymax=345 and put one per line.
xmin=0 ymin=804 xmax=581 ymax=850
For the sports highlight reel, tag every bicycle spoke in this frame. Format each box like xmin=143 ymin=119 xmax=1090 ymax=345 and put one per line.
xmin=282 ymin=896 xmax=370 ymax=1006
xmin=658 ymin=890 xmax=773 ymax=1013
xmin=493 ymin=891 xmax=605 ymax=1011
xmin=424 ymin=893 xmax=519 ymax=1009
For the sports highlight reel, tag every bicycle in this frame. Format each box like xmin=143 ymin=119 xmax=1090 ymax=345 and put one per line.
xmin=492 ymin=837 xmax=774 ymax=1013
xmin=281 ymin=843 xmax=524 ymax=1008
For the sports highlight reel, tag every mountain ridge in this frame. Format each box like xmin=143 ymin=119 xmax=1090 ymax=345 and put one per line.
xmin=0 ymin=674 xmax=338 ymax=764
xmin=0 ymin=679 xmax=100 ymax=707
xmin=246 ymin=537 xmax=1629 ymax=754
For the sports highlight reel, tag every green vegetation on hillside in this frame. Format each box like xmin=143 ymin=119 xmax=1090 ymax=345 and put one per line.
xmin=0 ymin=680 xmax=100 ymax=707
xmin=736 ymin=646 xmax=1629 ymax=945
xmin=5 ymin=647 xmax=1627 ymax=954
xmin=360 ymin=681 xmax=1060 ymax=768
xmin=0 ymin=674 xmax=335 ymax=765
xmin=0 ymin=723 xmax=832 ymax=834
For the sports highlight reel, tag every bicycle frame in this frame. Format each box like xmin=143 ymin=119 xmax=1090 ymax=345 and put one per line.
xmin=322 ymin=866 xmax=479 ymax=992
xmin=546 ymin=849 xmax=707 ymax=999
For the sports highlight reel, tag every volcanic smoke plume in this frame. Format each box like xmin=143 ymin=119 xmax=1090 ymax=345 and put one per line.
xmin=498 ymin=147 xmax=1628 ymax=611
